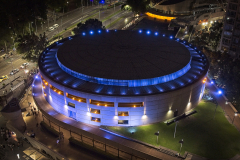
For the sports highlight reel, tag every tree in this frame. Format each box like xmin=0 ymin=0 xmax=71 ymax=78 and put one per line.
xmin=73 ymin=19 xmax=104 ymax=34
xmin=0 ymin=0 xmax=48 ymax=48
xmin=121 ymin=0 xmax=150 ymax=16
xmin=17 ymin=32 xmax=48 ymax=62
xmin=46 ymin=0 xmax=66 ymax=11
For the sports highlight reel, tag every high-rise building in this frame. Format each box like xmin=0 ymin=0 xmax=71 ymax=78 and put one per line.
xmin=220 ymin=0 xmax=240 ymax=57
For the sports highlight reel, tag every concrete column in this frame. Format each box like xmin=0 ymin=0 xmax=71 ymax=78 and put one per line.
xmin=63 ymin=87 xmax=67 ymax=105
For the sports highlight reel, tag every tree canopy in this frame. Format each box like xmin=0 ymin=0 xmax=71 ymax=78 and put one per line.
xmin=73 ymin=19 xmax=104 ymax=34
xmin=17 ymin=32 xmax=48 ymax=62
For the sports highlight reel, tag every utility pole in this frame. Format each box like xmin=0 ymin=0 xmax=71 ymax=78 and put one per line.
xmin=174 ymin=120 xmax=178 ymax=138
xmin=99 ymin=10 xmax=100 ymax=20
xmin=213 ymin=103 xmax=218 ymax=120
xmin=4 ymin=41 xmax=7 ymax=55
xmin=48 ymin=19 xmax=49 ymax=28
xmin=61 ymin=18 xmax=63 ymax=31
xmin=35 ymin=19 xmax=37 ymax=33
xmin=29 ymin=23 xmax=31 ymax=34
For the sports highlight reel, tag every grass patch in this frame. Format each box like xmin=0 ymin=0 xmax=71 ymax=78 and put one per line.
xmin=108 ymin=101 xmax=240 ymax=159
xmin=102 ymin=10 xmax=122 ymax=22
xmin=40 ymin=121 xmax=59 ymax=137
xmin=69 ymin=137 xmax=121 ymax=160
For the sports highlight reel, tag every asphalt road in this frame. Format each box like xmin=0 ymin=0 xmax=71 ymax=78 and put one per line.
xmin=0 ymin=3 xmax=134 ymax=94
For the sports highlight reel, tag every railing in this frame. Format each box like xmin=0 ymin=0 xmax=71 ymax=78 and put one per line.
xmin=41 ymin=114 xmax=145 ymax=160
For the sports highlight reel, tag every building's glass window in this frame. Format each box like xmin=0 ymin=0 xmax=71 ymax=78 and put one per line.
xmin=118 ymin=120 xmax=128 ymax=124
xmin=229 ymin=3 xmax=237 ymax=10
xmin=66 ymin=93 xmax=86 ymax=103
xmin=118 ymin=111 xmax=129 ymax=116
xmin=90 ymin=108 xmax=100 ymax=114
xmin=91 ymin=117 xmax=101 ymax=122
xmin=68 ymin=102 xmax=75 ymax=108
xmin=41 ymin=76 xmax=48 ymax=86
xmin=50 ymin=85 xmax=64 ymax=96
xmin=68 ymin=110 xmax=76 ymax=119
xmin=118 ymin=102 xmax=144 ymax=107
xmin=89 ymin=99 xmax=114 ymax=107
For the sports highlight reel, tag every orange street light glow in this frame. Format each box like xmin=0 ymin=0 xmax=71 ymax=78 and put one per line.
xmin=146 ymin=12 xmax=176 ymax=21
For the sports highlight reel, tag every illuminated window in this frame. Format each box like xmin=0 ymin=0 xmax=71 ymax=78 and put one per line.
xmin=90 ymin=108 xmax=100 ymax=114
xmin=68 ymin=102 xmax=75 ymax=108
xmin=118 ymin=102 xmax=143 ymax=107
xmin=41 ymin=76 xmax=48 ymax=86
xmin=90 ymin=99 xmax=114 ymax=107
xmin=118 ymin=120 xmax=128 ymax=124
xmin=91 ymin=117 xmax=101 ymax=122
xmin=50 ymin=85 xmax=64 ymax=96
xmin=44 ymin=91 xmax=47 ymax=97
xmin=66 ymin=93 xmax=86 ymax=103
xmin=118 ymin=111 xmax=129 ymax=116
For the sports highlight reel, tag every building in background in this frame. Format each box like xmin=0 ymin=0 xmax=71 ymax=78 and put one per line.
xmin=220 ymin=0 xmax=240 ymax=57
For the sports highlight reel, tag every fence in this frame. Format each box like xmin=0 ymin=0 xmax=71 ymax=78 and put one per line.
xmin=42 ymin=114 xmax=145 ymax=160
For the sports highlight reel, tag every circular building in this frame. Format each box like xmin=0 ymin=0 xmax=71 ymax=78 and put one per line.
xmin=38 ymin=30 xmax=208 ymax=126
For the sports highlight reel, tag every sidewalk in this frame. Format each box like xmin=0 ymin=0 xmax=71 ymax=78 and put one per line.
xmin=206 ymin=81 xmax=240 ymax=132
xmin=20 ymin=89 xmax=110 ymax=160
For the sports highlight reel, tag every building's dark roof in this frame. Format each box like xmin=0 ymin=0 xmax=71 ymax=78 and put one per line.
xmin=1 ymin=98 xmax=20 ymax=113
xmin=57 ymin=31 xmax=190 ymax=80
xmin=160 ymin=0 xmax=185 ymax=5
xmin=39 ymin=31 xmax=209 ymax=96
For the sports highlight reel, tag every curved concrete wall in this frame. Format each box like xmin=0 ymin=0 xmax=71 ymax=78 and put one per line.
xmin=40 ymin=71 xmax=205 ymax=126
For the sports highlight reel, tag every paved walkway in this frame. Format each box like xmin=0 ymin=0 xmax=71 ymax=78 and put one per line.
xmin=206 ymin=80 xmax=240 ymax=133
xmin=32 ymin=76 xmax=181 ymax=160
xmin=21 ymin=88 xmax=111 ymax=160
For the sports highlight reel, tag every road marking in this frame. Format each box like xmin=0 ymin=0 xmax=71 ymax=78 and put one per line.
xmin=71 ymin=15 xmax=89 ymax=24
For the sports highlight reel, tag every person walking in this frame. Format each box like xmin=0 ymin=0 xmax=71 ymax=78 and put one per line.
xmin=36 ymin=123 xmax=39 ymax=128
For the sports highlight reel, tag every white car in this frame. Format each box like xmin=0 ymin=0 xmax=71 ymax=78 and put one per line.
xmin=48 ymin=27 xmax=54 ymax=31
xmin=10 ymin=69 xmax=19 ymax=75
xmin=53 ymin=24 xmax=59 ymax=28
xmin=20 ymin=63 xmax=29 ymax=69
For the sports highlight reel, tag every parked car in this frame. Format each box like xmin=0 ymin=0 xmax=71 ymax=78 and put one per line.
xmin=0 ymin=75 xmax=8 ymax=82
xmin=48 ymin=27 xmax=54 ymax=31
xmin=10 ymin=69 xmax=19 ymax=75
xmin=20 ymin=63 xmax=29 ymax=69
xmin=53 ymin=24 xmax=59 ymax=28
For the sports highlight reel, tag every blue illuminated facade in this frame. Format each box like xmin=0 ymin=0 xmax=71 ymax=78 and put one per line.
xmin=56 ymin=54 xmax=192 ymax=87
xmin=37 ymin=30 xmax=209 ymax=126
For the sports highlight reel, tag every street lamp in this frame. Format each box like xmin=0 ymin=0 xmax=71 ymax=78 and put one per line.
xmin=232 ymin=112 xmax=238 ymax=124
xmin=179 ymin=139 xmax=184 ymax=155
xmin=213 ymin=102 xmax=218 ymax=120
xmin=174 ymin=120 xmax=178 ymax=138
xmin=154 ymin=131 xmax=159 ymax=144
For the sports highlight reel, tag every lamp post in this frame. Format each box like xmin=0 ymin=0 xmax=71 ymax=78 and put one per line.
xmin=232 ymin=112 xmax=238 ymax=124
xmin=179 ymin=139 xmax=184 ymax=155
xmin=154 ymin=131 xmax=159 ymax=144
xmin=213 ymin=103 xmax=218 ymax=120
xmin=174 ymin=120 xmax=178 ymax=138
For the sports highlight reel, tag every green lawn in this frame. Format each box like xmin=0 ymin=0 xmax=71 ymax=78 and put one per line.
xmin=107 ymin=101 xmax=240 ymax=159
